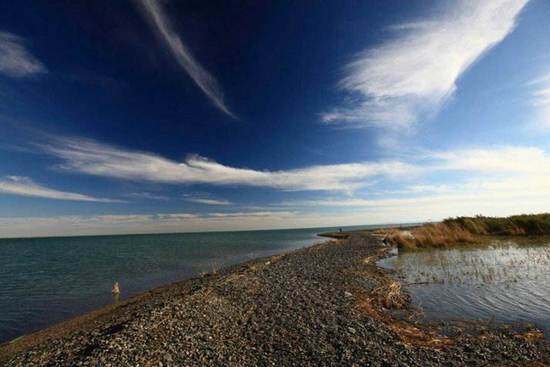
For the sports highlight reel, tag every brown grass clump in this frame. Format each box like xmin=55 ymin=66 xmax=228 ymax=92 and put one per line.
xmin=513 ymin=330 xmax=544 ymax=342
xmin=381 ymin=213 xmax=550 ymax=249
xmin=384 ymin=222 xmax=476 ymax=250
xmin=354 ymin=289 xmax=452 ymax=348
xmin=362 ymin=255 xmax=378 ymax=264
xmin=444 ymin=213 xmax=550 ymax=236
xmin=372 ymin=281 xmax=409 ymax=309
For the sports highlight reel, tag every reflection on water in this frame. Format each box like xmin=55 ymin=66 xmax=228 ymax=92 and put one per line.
xmin=378 ymin=239 xmax=550 ymax=336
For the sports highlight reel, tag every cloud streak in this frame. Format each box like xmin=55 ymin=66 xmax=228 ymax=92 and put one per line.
xmin=41 ymin=137 xmax=416 ymax=191
xmin=0 ymin=31 xmax=46 ymax=77
xmin=0 ymin=176 xmax=119 ymax=202
xmin=431 ymin=146 xmax=550 ymax=174
xmin=4 ymin=143 xmax=550 ymax=237
xmin=41 ymin=136 xmax=550 ymax=195
xmin=527 ymin=72 xmax=550 ymax=132
xmin=322 ymin=0 xmax=528 ymax=129
xmin=127 ymin=192 xmax=169 ymax=201
xmin=138 ymin=0 xmax=235 ymax=117
xmin=0 ymin=211 xmax=305 ymax=238
xmin=281 ymin=145 xmax=550 ymax=221
xmin=185 ymin=197 xmax=232 ymax=206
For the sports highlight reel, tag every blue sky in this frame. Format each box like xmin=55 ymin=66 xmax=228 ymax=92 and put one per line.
xmin=1 ymin=0 xmax=550 ymax=237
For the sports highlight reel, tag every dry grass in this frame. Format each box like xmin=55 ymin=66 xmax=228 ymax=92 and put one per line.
xmin=382 ymin=213 xmax=550 ymax=249
xmin=362 ymin=255 xmax=378 ymax=264
xmin=445 ymin=213 xmax=550 ymax=236
xmin=353 ymin=288 xmax=452 ymax=348
xmin=371 ymin=281 xmax=409 ymax=309
xmin=384 ymin=222 xmax=476 ymax=250
xmin=514 ymin=330 xmax=544 ymax=342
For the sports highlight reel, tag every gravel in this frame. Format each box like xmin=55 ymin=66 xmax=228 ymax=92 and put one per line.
xmin=1 ymin=234 xmax=548 ymax=366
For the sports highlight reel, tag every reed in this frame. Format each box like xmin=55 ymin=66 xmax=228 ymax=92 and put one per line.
xmin=384 ymin=213 xmax=550 ymax=249
xmin=444 ymin=213 xmax=550 ymax=236
xmin=384 ymin=222 xmax=475 ymax=249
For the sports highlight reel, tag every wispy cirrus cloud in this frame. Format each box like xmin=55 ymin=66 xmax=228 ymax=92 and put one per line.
xmin=526 ymin=72 xmax=550 ymax=132
xmin=137 ymin=0 xmax=235 ymax=118
xmin=0 ymin=211 xmax=304 ymax=238
xmin=0 ymin=31 xmax=46 ymax=77
xmin=185 ymin=197 xmax=232 ymax=206
xmin=322 ymin=0 xmax=529 ymax=129
xmin=283 ymin=178 xmax=550 ymax=209
xmin=281 ymin=145 xmax=550 ymax=220
xmin=4 ymin=142 xmax=550 ymax=237
xmin=0 ymin=176 xmax=119 ymax=202
xmin=126 ymin=192 xmax=169 ymax=201
xmin=431 ymin=146 xmax=550 ymax=174
xmin=39 ymin=134 xmax=550 ymax=198
xmin=40 ymin=136 xmax=550 ymax=195
xmin=40 ymin=137 xmax=417 ymax=191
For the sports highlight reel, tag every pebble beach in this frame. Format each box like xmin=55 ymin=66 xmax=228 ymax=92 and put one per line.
xmin=1 ymin=234 xmax=548 ymax=366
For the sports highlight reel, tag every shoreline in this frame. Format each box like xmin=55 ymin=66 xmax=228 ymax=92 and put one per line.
xmin=1 ymin=234 xmax=548 ymax=366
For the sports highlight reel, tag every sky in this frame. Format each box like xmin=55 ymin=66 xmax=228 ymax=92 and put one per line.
xmin=1 ymin=0 xmax=550 ymax=238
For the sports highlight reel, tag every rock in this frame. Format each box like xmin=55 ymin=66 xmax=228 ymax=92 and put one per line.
xmin=2 ymin=234 xmax=548 ymax=366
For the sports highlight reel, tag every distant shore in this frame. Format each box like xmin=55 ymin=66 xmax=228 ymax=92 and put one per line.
xmin=1 ymin=233 xmax=548 ymax=366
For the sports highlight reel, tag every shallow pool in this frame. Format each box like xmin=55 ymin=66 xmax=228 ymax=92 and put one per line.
xmin=377 ymin=239 xmax=550 ymax=336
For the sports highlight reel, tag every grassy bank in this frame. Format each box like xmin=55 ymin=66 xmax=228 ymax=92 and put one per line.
xmin=444 ymin=213 xmax=550 ymax=236
xmin=382 ymin=213 xmax=550 ymax=250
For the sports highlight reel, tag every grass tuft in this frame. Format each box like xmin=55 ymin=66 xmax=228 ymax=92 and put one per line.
xmin=384 ymin=222 xmax=475 ymax=249
xmin=444 ymin=213 xmax=550 ymax=236
xmin=383 ymin=213 xmax=550 ymax=249
xmin=372 ymin=281 xmax=408 ymax=309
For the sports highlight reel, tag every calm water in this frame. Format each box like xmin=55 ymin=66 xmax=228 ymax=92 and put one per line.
xmin=0 ymin=225 xmax=371 ymax=343
xmin=378 ymin=240 xmax=550 ymax=336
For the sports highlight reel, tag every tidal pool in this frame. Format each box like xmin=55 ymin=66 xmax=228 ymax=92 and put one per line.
xmin=377 ymin=239 xmax=550 ymax=336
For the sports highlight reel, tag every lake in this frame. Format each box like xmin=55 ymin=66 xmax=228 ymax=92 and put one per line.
xmin=0 ymin=225 xmax=372 ymax=343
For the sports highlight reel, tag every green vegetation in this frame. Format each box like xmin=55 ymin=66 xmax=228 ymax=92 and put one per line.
xmin=383 ymin=213 xmax=550 ymax=250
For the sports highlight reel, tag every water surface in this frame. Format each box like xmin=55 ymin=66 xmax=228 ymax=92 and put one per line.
xmin=378 ymin=239 xmax=550 ymax=336
xmin=0 ymin=225 xmax=372 ymax=343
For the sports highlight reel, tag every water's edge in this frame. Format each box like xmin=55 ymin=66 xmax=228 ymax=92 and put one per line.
xmin=2 ymin=226 xmax=379 ymax=344
xmin=377 ymin=239 xmax=550 ymax=337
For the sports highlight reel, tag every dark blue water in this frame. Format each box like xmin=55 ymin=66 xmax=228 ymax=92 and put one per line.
xmin=0 ymin=225 xmax=368 ymax=343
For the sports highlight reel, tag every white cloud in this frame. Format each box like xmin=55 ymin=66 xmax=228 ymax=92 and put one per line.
xmin=0 ymin=31 xmax=46 ymax=77
xmin=127 ymin=192 xmax=170 ymax=200
xmin=322 ymin=0 xmax=528 ymax=129
xmin=137 ymin=0 xmax=235 ymax=118
xmin=431 ymin=146 xmax=550 ymax=174
xmin=0 ymin=211 xmax=307 ymax=238
xmin=208 ymin=211 xmax=295 ymax=218
xmin=0 ymin=176 xmax=119 ymax=202
xmin=283 ymin=183 xmax=550 ymax=210
xmin=6 ymin=132 xmax=548 ymax=236
xmin=185 ymin=197 xmax=232 ymax=206
xmin=279 ymin=145 xmax=550 ymax=223
xmin=4 ymin=187 xmax=550 ymax=238
xmin=3 ymin=144 xmax=550 ymax=237
xmin=41 ymin=137 xmax=417 ymax=191
xmin=527 ymin=72 xmax=550 ymax=132
xmin=526 ymin=73 xmax=550 ymax=87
